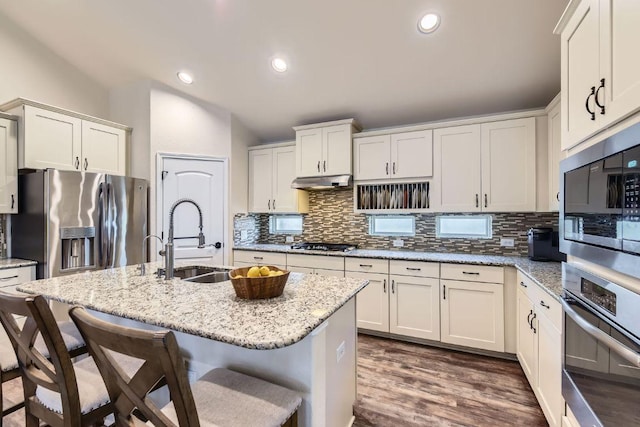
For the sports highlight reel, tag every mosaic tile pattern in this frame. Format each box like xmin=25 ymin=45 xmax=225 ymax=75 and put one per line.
xmin=0 ymin=215 xmax=7 ymax=258
xmin=234 ymin=189 xmax=559 ymax=256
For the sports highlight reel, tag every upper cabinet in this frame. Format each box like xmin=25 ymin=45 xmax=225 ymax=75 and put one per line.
xmin=294 ymin=119 xmax=360 ymax=178
xmin=433 ymin=117 xmax=536 ymax=212
xmin=248 ymin=143 xmax=309 ymax=214
xmin=547 ymin=95 xmax=562 ymax=212
xmin=0 ymin=116 xmax=18 ymax=214
xmin=559 ymin=0 xmax=640 ymax=149
xmin=354 ymin=130 xmax=433 ymax=181
xmin=1 ymin=99 xmax=129 ymax=176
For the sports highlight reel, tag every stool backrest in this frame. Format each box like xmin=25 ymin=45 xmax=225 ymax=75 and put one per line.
xmin=69 ymin=306 xmax=200 ymax=427
xmin=0 ymin=291 xmax=82 ymax=425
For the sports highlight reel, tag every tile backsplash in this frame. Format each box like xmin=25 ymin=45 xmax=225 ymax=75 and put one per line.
xmin=0 ymin=214 xmax=7 ymax=258
xmin=234 ymin=188 xmax=559 ymax=256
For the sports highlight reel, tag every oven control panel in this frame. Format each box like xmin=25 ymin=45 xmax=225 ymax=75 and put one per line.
xmin=581 ymin=278 xmax=617 ymax=315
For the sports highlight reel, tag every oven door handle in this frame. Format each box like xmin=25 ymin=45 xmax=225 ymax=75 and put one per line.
xmin=562 ymin=298 xmax=640 ymax=368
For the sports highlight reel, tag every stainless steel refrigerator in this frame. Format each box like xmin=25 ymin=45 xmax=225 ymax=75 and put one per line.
xmin=12 ymin=170 xmax=148 ymax=279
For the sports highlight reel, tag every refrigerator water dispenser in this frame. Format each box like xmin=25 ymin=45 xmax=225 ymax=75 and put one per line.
xmin=61 ymin=227 xmax=95 ymax=270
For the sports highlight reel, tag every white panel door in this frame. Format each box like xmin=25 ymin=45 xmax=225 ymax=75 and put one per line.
xmin=346 ymin=271 xmax=389 ymax=333
xmin=390 ymin=130 xmax=433 ymax=179
xmin=271 ymin=146 xmax=297 ymax=213
xmin=389 ymin=275 xmax=440 ymax=340
xmin=296 ymin=128 xmax=323 ymax=177
xmin=161 ymin=157 xmax=226 ymax=265
xmin=433 ymin=125 xmax=482 ymax=212
xmin=561 ymin=0 xmax=601 ymax=149
xmin=516 ymin=290 xmax=536 ymax=383
xmin=23 ymin=105 xmax=82 ymax=171
xmin=353 ymin=135 xmax=390 ymax=180
xmin=248 ymin=148 xmax=273 ymax=213
xmin=323 ymin=124 xmax=352 ymax=176
xmin=481 ymin=118 xmax=536 ymax=212
xmin=0 ymin=118 xmax=18 ymax=214
xmin=548 ymin=102 xmax=562 ymax=211
xmin=601 ymin=0 xmax=640 ymax=128
xmin=536 ymin=313 xmax=563 ymax=427
xmin=440 ymin=279 xmax=505 ymax=352
xmin=81 ymin=121 xmax=126 ymax=175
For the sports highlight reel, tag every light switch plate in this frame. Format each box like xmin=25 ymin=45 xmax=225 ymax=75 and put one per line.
xmin=285 ymin=236 xmax=294 ymax=243
xmin=500 ymin=238 xmax=515 ymax=247
xmin=393 ymin=239 xmax=404 ymax=247
xmin=240 ymin=230 xmax=248 ymax=240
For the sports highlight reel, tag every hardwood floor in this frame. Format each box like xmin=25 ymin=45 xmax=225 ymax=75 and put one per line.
xmin=353 ymin=334 xmax=547 ymax=427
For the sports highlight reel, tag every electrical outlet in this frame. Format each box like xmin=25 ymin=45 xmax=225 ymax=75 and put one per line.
xmin=285 ymin=236 xmax=294 ymax=243
xmin=240 ymin=230 xmax=248 ymax=240
xmin=500 ymin=238 xmax=515 ymax=247
xmin=392 ymin=239 xmax=404 ymax=247
xmin=336 ymin=341 xmax=346 ymax=362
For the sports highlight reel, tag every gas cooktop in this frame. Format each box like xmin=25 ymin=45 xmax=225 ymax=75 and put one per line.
xmin=290 ymin=242 xmax=357 ymax=252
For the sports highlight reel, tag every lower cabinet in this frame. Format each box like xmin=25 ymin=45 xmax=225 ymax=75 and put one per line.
xmin=516 ymin=271 xmax=563 ymax=427
xmin=0 ymin=265 xmax=36 ymax=294
xmin=347 ymin=270 xmax=389 ymax=332
xmin=286 ymin=254 xmax=344 ymax=277
xmin=232 ymin=250 xmax=287 ymax=267
xmin=440 ymin=264 xmax=505 ymax=352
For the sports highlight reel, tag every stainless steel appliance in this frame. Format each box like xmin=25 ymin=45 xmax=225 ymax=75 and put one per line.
xmin=560 ymin=121 xmax=640 ymax=277
xmin=12 ymin=170 xmax=148 ymax=279
xmin=527 ymin=227 xmax=566 ymax=261
xmin=290 ymin=242 xmax=357 ymax=252
xmin=561 ymin=263 xmax=640 ymax=427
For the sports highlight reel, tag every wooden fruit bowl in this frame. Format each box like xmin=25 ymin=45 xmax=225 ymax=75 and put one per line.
xmin=228 ymin=266 xmax=290 ymax=299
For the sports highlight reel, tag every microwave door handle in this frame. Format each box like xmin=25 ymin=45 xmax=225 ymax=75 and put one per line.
xmin=562 ymin=299 xmax=640 ymax=368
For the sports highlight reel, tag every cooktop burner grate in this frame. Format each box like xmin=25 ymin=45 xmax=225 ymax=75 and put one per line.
xmin=290 ymin=242 xmax=357 ymax=252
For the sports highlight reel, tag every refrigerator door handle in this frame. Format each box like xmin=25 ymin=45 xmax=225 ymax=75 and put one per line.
xmin=98 ymin=182 xmax=108 ymax=268
xmin=107 ymin=182 xmax=116 ymax=268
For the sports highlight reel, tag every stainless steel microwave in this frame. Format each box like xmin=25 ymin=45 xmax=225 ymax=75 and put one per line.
xmin=560 ymin=122 xmax=640 ymax=278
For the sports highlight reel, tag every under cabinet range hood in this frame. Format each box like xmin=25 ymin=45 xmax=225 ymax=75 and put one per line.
xmin=291 ymin=175 xmax=352 ymax=190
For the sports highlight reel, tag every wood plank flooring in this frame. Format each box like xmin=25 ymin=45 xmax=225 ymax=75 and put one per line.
xmin=353 ymin=334 xmax=547 ymax=427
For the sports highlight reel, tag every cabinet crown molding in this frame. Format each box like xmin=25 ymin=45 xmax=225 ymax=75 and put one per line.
xmin=0 ymin=98 xmax=132 ymax=131
xmin=293 ymin=118 xmax=361 ymax=132
xmin=553 ymin=0 xmax=582 ymax=35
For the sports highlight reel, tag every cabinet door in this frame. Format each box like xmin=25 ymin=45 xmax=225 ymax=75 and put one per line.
xmin=271 ymin=146 xmax=297 ymax=213
xmin=561 ymin=0 xmax=601 ymax=149
xmin=346 ymin=271 xmax=389 ymax=333
xmin=353 ymin=135 xmax=390 ymax=180
xmin=248 ymin=148 xmax=273 ymax=213
xmin=0 ymin=118 xmax=18 ymax=214
xmin=548 ymin=101 xmax=562 ymax=212
xmin=389 ymin=275 xmax=440 ymax=341
xmin=23 ymin=105 xmax=82 ymax=171
xmin=481 ymin=118 xmax=536 ymax=212
xmin=296 ymin=128 xmax=323 ymax=177
xmin=81 ymin=121 xmax=126 ymax=175
xmin=440 ymin=279 xmax=505 ymax=352
xmin=323 ymin=124 xmax=352 ymax=176
xmin=600 ymin=0 xmax=640 ymax=129
xmin=390 ymin=130 xmax=433 ymax=179
xmin=516 ymin=290 xmax=537 ymax=384
xmin=433 ymin=125 xmax=482 ymax=212
xmin=536 ymin=313 xmax=563 ymax=427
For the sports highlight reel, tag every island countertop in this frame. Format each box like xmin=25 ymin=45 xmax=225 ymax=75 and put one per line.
xmin=17 ymin=262 xmax=368 ymax=350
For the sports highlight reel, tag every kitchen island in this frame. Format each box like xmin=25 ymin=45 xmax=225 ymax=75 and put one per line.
xmin=18 ymin=262 xmax=368 ymax=427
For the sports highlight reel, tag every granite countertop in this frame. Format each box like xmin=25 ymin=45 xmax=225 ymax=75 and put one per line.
xmin=0 ymin=258 xmax=37 ymax=270
xmin=17 ymin=262 xmax=368 ymax=350
xmin=234 ymin=244 xmax=563 ymax=300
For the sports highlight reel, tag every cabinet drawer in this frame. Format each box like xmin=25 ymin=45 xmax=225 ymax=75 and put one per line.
xmin=287 ymin=254 xmax=344 ymax=271
xmin=389 ymin=260 xmax=439 ymax=278
xmin=532 ymin=283 xmax=562 ymax=333
xmin=345 ymin=257 xmax=388 ymax=274
xmin=232 ymin=251 xmax=286 ymax=266
xmin=517 ymin=271 xmax=538 ymax=302
xmin=441 ymin=263 xmax=503 ymax=284
xmin=0 ymin=266 xmax=35 ymax=287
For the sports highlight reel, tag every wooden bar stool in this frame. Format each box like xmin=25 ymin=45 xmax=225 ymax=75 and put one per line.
xmin=69 ymin=306 xmax=302 ymax=427
xmin=0 ymin=292 xmax=115 ymax=427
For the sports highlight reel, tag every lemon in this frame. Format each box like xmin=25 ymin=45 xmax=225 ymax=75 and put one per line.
xmin=259 ymin=266 xmax=271 ymax=276
xmin=268 ymin=271 xmax=278 ymax=277
xmin=247 ymin=266 xmax=261 ymax=278
xmin=234 ymin=275 xmax=244 ymax=279
xmin=274 ymin=271 xmax=284 ymax=276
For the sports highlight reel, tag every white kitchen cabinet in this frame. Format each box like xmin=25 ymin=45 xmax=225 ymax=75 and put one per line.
xmin=347 ymin=271 xmax=389 ymax=332
xmin=248 ymin=144 xmax=309 ymax=214
xmin=0 ymin=116 xmax=18 ymax=214
xmin=232 ymin=250 xmax=287 ymax=267
xmin=440 ymin=264 xmax=505 ymax=352
xmin=1 ymin=100 xmax=129 ymax=175
xmin=294 ymin=119 xmax=359 ymax=178
xmin=559 ymin=0 xmax=640 ymax=149
xmin=433 ymin=118 xmax=536 ymax=212
xmin=287 ymin=254 xmax=344 ymax=277
xmin=516 ymin=271 xmax=563 ymax=427
xmin=547 ymin=97 xmax=562 ymax=211
xmin=0 ymin=265 xmax=36 ymax=294
xmin=353 ymin=130 xmax=433 ymax=181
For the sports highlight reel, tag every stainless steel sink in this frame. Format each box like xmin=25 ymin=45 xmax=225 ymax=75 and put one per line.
xmin=183 ymin=271 xmax=230 ymax=284
xmin=157 ymin=266 xmax=232 ymax=282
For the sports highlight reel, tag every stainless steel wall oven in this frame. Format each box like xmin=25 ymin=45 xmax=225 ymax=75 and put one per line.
xmin=561 ymin=264 xmax=640 ymax=426
xmin=560 ymin=121 xmax=640 ymax=278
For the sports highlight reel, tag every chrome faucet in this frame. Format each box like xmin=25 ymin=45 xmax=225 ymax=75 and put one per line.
xmin=162 ymin=198 xmax=206 ymax=279
xmin=139 ymin=234 xmax=163 ymax=276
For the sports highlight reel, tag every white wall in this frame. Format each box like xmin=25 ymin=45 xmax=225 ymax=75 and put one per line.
xmin=0 ymin=11 xmax=108 ymax=116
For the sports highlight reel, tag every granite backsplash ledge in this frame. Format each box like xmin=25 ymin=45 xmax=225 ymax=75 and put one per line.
xmin=234 ymin=188 xmax=559 ymax=256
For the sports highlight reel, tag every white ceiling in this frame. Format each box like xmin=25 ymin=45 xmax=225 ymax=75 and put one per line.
xmin=0 ymin=0 xmax=569 ymax=142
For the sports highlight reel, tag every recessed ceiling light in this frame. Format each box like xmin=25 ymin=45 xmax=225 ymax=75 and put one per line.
xmin=177 ymin=71 xmax=194 ymax=85
xmin=271 ymin=58 xmax=288 ymax=73
xmin=418 ymin=13 xmax=440 ymax=34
